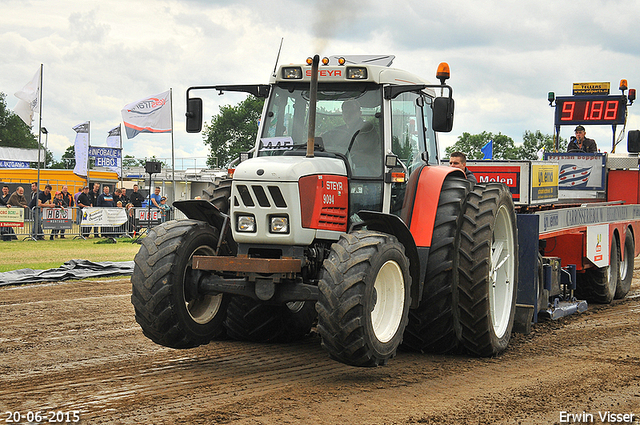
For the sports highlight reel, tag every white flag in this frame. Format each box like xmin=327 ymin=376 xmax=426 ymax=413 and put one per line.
xmin=106 ymin=125 xmax=122 ymax=177
xmin=14 ymin=67 xmax=41 ymax=126
xmin=73 ymin=122 xmax=90 ymax=177
xmin=121 ymin=90 xmax=171 ymax=139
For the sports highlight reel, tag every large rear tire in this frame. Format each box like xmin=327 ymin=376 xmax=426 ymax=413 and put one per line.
xmin=576 ymin=238 xmax=618 ymax=304
xmin=615 ymin=229 xmax=634 ymax=299
xmin=458 ymin=184 xmax=518 ymax=357
xmin=317 ymin=231 xmax=412 ymax=367
xmin=224 ymin=297 xmax=317 ymax=343
xmin=209 ymin=178 xmax=232 ymax=213
xmin=402 ymin=175 xmax=469 ymax=353
xmin=131 ymin=220 xmax=231 ymax=348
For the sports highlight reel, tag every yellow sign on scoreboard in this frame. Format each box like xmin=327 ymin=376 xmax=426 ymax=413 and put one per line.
xmin=572 ymin=82 xmax=610 ymax=96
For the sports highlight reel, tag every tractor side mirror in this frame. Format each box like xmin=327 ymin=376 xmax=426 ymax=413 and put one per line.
xmin=432 ymin=97 xmax=455 ymax=133
xmin=186 ymin=97 xmax=203 ymax=133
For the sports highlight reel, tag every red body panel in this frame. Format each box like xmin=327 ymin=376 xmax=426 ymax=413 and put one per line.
xmin=406 ymin=166 xmax=463 ymax=248
xmin=299 ymin=174 xmax=348 ymax=232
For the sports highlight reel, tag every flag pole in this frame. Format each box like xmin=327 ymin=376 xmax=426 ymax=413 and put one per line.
xmin=170 ymin=88 xmax=176 ymax=203
xmin=86 ymin=121 xmax=91 ymax=189
xmin=119 ymin=124 xmax=123 ymax=189
xmin=36 ymin=64 xmax=43 ymax=191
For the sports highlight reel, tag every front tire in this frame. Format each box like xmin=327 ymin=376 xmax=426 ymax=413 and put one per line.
xmin=317 ymin=231 xmax=412 ymax=367
xmin=458 ymin=184 xmax=518 ymax=357
xmin=131 ymin=220 xmax=231 ymax=348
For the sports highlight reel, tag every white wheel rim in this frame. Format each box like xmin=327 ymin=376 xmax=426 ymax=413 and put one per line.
xmin=184 ymin=245 xmax=223 ymax=324
xmin=620 ymin=241 xmax=629 ymax=281
xmin=489 ymin=205 xmax=516 ymax=339
xmin=371 ymin=260 xmax=405 ymax=343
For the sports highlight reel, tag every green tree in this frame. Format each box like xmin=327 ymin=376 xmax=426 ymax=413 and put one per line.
xmin=445 ymin=131 xmax=517 ymax=160
xmin=202 ymin=96 xmax=265 ymax=167
xmin=0 ymin=92 xmax=38 ymax=149
xmin=50 ymin=145 xmax=75 ymax=169
xmin=514 ymin=130 xmax=566 ymax=160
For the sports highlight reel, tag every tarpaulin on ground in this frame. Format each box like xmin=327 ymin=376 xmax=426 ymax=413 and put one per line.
xmin=0 ymin=259 xmax=134 ymax=286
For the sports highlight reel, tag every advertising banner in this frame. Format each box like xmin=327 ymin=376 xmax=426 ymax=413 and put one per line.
xmin=0 ymin=207 xmax=25 ymax=227
xmin=80 ymin=208 xmax=128 ymax=227
xmin=136 ymin=208 xmax=161 ymax=226
xmin=88 ymin=146 xmax=122 ymax=168
xmin=42 ymin=207 xmax=73 ymax=230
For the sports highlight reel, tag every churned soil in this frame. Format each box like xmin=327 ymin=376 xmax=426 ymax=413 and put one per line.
xmin=1 ymin=267 xmax=639 ymax=424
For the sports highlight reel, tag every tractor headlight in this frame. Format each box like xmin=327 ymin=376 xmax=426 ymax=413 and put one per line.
xmin=270 ymin=216 xmax=289 ymax=234
xmin=237 ymin=215 xmax=256 ymax=232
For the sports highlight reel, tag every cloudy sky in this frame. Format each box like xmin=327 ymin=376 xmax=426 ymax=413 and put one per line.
xmin=2 ymin=0 xmax=640 ymax=168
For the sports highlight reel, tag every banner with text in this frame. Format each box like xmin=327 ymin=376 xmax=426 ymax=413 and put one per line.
xmin=80 ymin=207 xmax=128 ymax=227
xmin=88 ymin=146 xmax=122 ymax=168
xmin=0 ymin=207 xmax=25 ymax=227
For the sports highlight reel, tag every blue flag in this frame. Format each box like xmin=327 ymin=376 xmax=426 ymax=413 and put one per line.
xmin=481 ymin=140 xmax=493 ymax=160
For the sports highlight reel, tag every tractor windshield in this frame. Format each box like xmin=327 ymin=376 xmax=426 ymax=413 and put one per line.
xmin=259 ymin=83 xmax=383 ymax=179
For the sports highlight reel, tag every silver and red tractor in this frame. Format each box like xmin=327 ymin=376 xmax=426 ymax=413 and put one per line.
xmin=131 ymin=55 xmax=518 ymax=367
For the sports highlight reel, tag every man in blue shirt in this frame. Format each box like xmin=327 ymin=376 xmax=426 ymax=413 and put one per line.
xmin=149 ymin=187 xmax=162 ymax=208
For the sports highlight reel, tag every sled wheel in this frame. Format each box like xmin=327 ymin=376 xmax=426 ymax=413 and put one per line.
xmin=317 ymin=231 xmax=412 ymax=367
xmin=131 ymin=220 xmax=231 ymax=348
xmin=403 ymin=175 xmax=469 ymax=353
xmin=577 ymin=237 xmax=618 ymax=304
xmin=615 ymin=229 xmax=634 ymax=299
xmin=458 ymin=184 xmax=518 ymax=356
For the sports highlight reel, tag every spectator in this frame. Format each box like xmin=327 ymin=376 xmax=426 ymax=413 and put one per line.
xmin=149 ymin=186 xmax=162 ymax=208
xmin=36 ymin=184 xmax=53 ymax=240
xmin=97 ymin=185 xmax=115 ymax=237
xmin=125 ymin=203 xmax=137 ymax=235
xmin=28 ymin=182 xmax=40 ymax=240
xmin=130 ymin=184 xmax=145 ymax=208
xmin=7 ymin=186 xmax=28 ymax=209
xmin=50 ymin=191 xmax=65 ymax=240
xmin=0 ymin=185 xmax=16 ymax=241
xmin=159 ymin=197 xmax=171 ymax=223
xmin=59 ymin=185 xmax=74 ymax=239
xmin=76 ymin=186 xmax=92 ymax=238
xmin=7 ymin=186 xmax=28 ymax=241
xmin=89 ymin=183 xmax=101 ymax=238
xmin=118 ymin=187 xmax=129 ymax=206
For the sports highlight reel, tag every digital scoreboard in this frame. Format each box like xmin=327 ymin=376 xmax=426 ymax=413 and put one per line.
xmin=554 ymin=95 xmax=627 ymax=126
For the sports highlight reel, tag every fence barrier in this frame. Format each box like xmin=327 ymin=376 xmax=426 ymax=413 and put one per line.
xmin=0 ymin=206 xmax=174 ymax=241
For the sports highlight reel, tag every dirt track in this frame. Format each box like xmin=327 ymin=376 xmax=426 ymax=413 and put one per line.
xmin=1 ymin=266 xmax=639 ymax=425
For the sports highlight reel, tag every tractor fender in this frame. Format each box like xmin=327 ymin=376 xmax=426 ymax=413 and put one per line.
xmin=354 ymin=210 xmax=422 ymax=309
xmin=402 ymin=165 xmax=466 ymax=248
xmin=172 ymin=200 xmax=236 ymax=254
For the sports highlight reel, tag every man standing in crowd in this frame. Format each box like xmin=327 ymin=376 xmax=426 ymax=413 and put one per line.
xmin=0 ymin=185 xmax=16 ymax=241
xmin=36 ymin=184 xmax=53 ymax=240
xmin=89 ymin=183 xmax=101 ymax=238
xmin=97 ymin=185 xmax=115 ymax=237
xmin=58 ymin=185 xmax=74 ymax=239
xmin=149 ymin=186 xmax=162 ymax=208
xmin=76 ymin=186 xmax=92 ymax=238
xmin=27 ymin=182 xmax=40 ymax=239
xmin=7 ymin=186 xmax=28 ymax=241
xmin=130 ymin=184 xmax=145 ymax=207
